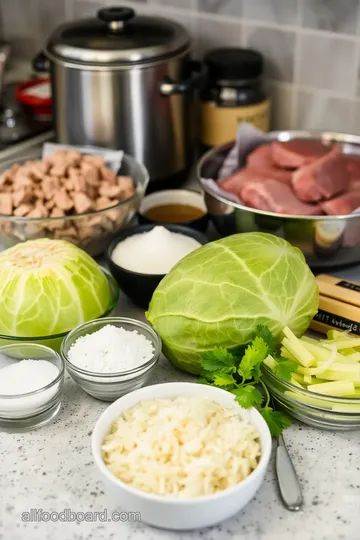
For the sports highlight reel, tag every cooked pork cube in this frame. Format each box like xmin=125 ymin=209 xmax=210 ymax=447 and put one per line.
xmin=54 ymin=189 xmax=73 ymax=211
xmin=73 ymin=192 xmax=93 ymax=214
xmin=0 ymin=193 xmax=12 ymax=214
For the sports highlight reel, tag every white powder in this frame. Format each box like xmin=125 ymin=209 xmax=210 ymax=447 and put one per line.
xmin=0 ymin=359 xmax=60 ymax=416
xmin=67 ymin=324 xmax=155 ymax=373
xmin=0 ymin=359 xmax=59 ymax=395
xmin=111 ymin=225 xmax=201 ymax=274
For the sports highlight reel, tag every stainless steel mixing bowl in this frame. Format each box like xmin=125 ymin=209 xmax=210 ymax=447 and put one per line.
xmin=197 ymin=130 xmax=360 ymax=268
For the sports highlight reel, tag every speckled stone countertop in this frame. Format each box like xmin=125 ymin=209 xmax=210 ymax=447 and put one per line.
xmin=1 ymin=268 xmax=360 ymax=540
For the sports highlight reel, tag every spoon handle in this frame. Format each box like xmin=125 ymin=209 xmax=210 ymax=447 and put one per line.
xmin=275 ymin=434 xmax=303 ymax=511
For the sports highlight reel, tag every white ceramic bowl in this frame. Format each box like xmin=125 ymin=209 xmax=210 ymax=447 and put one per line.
xmin=92 ymin=382 xmax=272 ymax=530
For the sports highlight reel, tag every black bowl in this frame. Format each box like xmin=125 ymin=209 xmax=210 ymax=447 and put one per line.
xmin=138 ymin=189 xmax=209 ymax=232
xmin=106 ymin=224 xmax=209 ymax=309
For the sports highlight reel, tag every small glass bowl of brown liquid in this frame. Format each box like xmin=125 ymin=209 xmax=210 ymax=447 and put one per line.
xmin=138 ymin=189 xmax=209 ymax=232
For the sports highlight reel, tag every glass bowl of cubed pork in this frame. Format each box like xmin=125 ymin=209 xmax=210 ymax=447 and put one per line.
xmin=0 ymin=149 xmax=149 ymax=257
xmin=198 ymin=130 xmax=360 ymax=268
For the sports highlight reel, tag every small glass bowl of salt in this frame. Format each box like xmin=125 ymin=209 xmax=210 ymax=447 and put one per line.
xmin=61 ymin=317 xmax=162 ymax=401
xmin=0 ymin=343 xmax=64 ymax=432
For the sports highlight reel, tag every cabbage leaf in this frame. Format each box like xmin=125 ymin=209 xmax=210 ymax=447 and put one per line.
xmin=0 ymin=239 xmax=111 ymax=337
xmin=146 ymin=233 xmax=319 ymax=374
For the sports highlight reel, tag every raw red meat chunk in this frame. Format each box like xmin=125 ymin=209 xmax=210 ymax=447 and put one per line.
xmin=350 ymin=180 xmax=360 ymax=191
xmin=344 ymin=155 xmax=360 ymax=186
xmin=218 ymin=168 xmax=272 ymax=198
xmin=216 ymin=138 xmax=360 ymax=216
xmin=246 ymin=145 xmax=292 ymax=184
xmin=271 ymin=139 xmax=330 ymax=168
xmin=321 ymin=192 xmax=360 ymax=215
xmin=241 ymin=180 xmax=322 ymax=216
xmin=291 ymin=148 xmax=348 ymax=203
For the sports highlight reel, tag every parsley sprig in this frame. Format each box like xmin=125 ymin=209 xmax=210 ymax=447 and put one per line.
xmin=198 ymin=325 xmax=296 ymax=436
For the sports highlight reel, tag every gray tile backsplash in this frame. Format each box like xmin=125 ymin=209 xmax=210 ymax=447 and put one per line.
xmin=196 ymin=16 xmax=241 ymax=57
xmin=296 ymin=90 xmax=354 ymax=132
xmin=198 ymin=0 xmax=242 ymax=17
xmin=244 ymin=26 xmax=296 ymax=82
xmin=242 ymin=0 xmax=299 ymax=26
xmin=1 ymin=0 xmax=360 ymax=133
xmin=300 ymin=0 xmax=360 ymax=36
xmin=298 ymin=33 xmax=357 ymax=97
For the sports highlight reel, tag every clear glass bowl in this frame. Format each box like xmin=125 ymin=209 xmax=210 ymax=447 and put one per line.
xmin=262 ymin=365 xmax=360 ymax=430
xmin=0 ymin=150 xmax=149 ymax=257
xmin=0 ymin=343 xmax=64 ymax=432
xmin=61 ymin=317 xmax=162 ymax=402
xmin=0 ymin=269 xmax=119 ymax=353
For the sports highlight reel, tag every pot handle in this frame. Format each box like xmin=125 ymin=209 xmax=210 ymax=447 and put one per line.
xmin=32 ymin=51 xmax=50 ymax=73
xmin=98 ymin=7 xmax=135 ymax=31
xmin=159 ymin=61 xmax=207 ymax=96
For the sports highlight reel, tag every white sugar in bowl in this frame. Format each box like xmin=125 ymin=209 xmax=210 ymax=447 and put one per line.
xmin=0 ymin=343 xmax=64 ymax=432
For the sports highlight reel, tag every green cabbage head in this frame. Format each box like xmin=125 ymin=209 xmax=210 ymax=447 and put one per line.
xmin=146 ymin=232 xmax=319 ymax=375
xmin=0 ymin=238 xmax=112 ymax=337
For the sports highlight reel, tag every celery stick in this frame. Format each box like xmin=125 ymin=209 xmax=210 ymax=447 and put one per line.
xmin=263 ymin=354 xmax=277 ymax=371
xmin=290 ymin=377 xmax=303 ymax=388
xmin=325 ymin=338 xmax=360 ymax=349
xmin=300 ymin=341 xmax=337 ymax=363
xmin=340 ymin=353 xmax=360 ymax=363
xmin=314 ymin=362 xmax=360 ymax=373
xmin=315 ymin=368 xmax=360 ymax=383
xmin=327 ymin=329 xmax=351 ymax=340
xmin=282 ymin=336 xmax=314 ymax=367
xmin=307 ymin=381 xmax=355 ymax=396
xmin=291 ymin=372 xmax=306 ymax=384
xmin=303 ymin=374 xmax=312 ymax=384
xmin=341 ymin=348 xmax=358 ymax=356
xmin=301 ymin=336 xmax=319 ymax=345
xmin=299 ymin=362 xmax=360 ymax=381
xmin=332 ymin=403 xmax=360 ymax=413
xmin=280 ymin=347 xmax=297 ymax=362
xmin=344 ymin=389 xmax=360 ymax=397
xmin=283 ymin=327 xmax=315 ymax=364
xmin=284 ymin=390 xmax=332 ymax=409
xmin=295 ymin=346 xmax=337 ymax=376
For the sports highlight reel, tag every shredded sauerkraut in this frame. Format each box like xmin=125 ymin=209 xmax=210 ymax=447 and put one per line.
xmin=101 ymin=396 xmax=261 ymax=498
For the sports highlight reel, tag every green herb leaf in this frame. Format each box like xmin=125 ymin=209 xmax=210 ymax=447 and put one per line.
xmin=261 ymin=406 xmax=292 ymax=437
xmin=198 ymin=326 xmax=292 ymax=435
xmin=197 ymin=377 xmax=213 ymax=386
xmin=212 ymin=372 xmax=236 ymax=387
xmin=238 ymin=336 xmax=268 ymax=381
xmin=201 ymin=347 xmax=236 ymax=373
xmin=275 ymin=357 xmax=298 ymax=381
xmin=232 ymin=385 xmax=264 ymax=408
xmin=253 ymin=325 xmax=277 ymax=352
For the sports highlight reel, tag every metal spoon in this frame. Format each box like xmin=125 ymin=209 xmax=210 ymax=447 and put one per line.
xmin=275 ymin=432 xmax=303 ymax=511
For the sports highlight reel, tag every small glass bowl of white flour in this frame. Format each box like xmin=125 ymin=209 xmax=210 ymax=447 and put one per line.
xmin=61 ymin=317 xmax=162 ymax=401
xmin=0 ymin=343 xmax=64 ymax=432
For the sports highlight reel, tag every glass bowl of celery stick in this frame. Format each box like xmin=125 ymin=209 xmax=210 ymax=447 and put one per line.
xmin=262 ymin=327 xmax=360 ymax=430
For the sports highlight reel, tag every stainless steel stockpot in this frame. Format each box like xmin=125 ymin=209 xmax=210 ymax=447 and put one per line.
xmin=45 ymin=6 xmax=204 ymax=187
xmin=197 ymin=130 xmax=360 ymax=268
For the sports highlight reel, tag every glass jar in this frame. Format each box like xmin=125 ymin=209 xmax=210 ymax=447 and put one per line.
xmin=200 ymin=48 xmax=271 ymax=149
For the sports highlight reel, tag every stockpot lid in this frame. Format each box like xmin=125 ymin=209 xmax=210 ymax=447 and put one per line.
xmin=45 ymin=6 xmax=191 ymax=67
